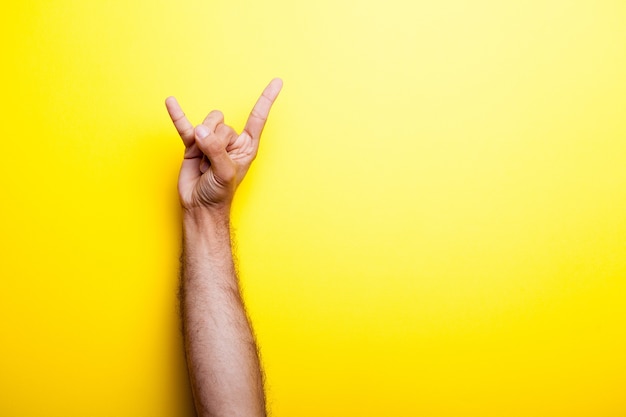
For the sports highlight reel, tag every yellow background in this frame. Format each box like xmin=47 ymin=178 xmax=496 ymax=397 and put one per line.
xmin=1 ymin=1 xmax=625 ymax=416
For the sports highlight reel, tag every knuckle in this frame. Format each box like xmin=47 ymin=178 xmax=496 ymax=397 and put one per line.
xmin=250 ymin=108 xmax=266 ymax=121
xmin=208 ymin=110 xmax=224 ymax=120
xmin=216 ymin=123 xmax=237 ymax=140
xmin=181 ymin=126 xmax=194 ymax=139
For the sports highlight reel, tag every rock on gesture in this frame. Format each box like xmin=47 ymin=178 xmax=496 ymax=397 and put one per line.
xmin=165 ymin=78 xmax=283 ymax=210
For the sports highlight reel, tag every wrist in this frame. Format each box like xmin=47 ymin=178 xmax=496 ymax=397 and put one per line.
xmin=183 ymin=205 xmax=232 ymax=247
xmin=183 ymin=203 xmax=230 ymax=224
xmin=181 ymin=205 xmax=237 ymax=287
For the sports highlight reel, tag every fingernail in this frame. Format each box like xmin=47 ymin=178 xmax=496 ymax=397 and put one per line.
xmin=196 ymin=124 xmax=210 ymax=139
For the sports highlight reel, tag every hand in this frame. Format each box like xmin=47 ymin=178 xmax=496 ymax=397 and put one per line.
xmin=165 ymin=78 xmax=283 ymax=211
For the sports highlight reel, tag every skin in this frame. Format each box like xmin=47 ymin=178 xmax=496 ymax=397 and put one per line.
xmin=165 ymin=78 xmax=283 ymax=417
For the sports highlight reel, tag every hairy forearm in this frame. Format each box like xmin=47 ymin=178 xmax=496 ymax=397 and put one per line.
xmin=180 ymin=207 xmax=266 ymax=417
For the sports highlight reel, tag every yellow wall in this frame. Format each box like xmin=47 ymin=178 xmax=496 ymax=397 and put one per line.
xmin=1 ymin=1 xmax=625 ymax=416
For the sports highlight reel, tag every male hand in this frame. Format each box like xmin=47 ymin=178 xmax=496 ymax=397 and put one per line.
xmin=165 ymin=78 xmax=283 ymax=210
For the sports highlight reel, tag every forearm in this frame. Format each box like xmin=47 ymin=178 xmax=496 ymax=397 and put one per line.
xmin=167 ymin=78 xmax=281 ymax=417
xmin=180 ymin=207 xmax=266 ymax=417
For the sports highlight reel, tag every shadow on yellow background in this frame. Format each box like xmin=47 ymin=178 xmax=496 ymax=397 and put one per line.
xmin=1 ymin=1 xmax=625 ymax=416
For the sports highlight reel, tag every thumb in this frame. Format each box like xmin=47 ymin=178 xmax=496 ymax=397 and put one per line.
xmin=194 ymin=124 xmax=236 ymax=183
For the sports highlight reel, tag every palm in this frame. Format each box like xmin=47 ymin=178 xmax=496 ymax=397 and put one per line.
xmin=166 ymin=79 xmax=283 ymax=209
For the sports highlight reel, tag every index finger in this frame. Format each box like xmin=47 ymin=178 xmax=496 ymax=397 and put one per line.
xmin=243 ymin=78 xmax=283 ymax=142
xmin=165 ymin=96 xmax=195 ymax=148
